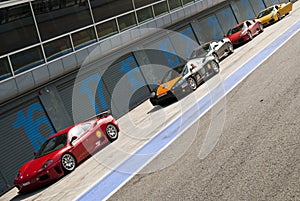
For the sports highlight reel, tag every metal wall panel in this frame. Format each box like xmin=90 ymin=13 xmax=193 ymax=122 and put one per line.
xmin=215 ymin=6 xmax=238 ymax=35
xmin=101 ymin=54 xmax=150 ymax=118
xmin=0 ymin=98 xmax=55 ymax=191
xmin=249 ymin=0 xmax=267 ymax=15
xmin=263 ymin=0 xmax=280 ymax=7
xmin=56 ymin=72 xmax=112 ymax=123
xmin=231 ymin=0 xmax=256 ymax=22
xmin=170 ymin=25 xmax=199 ymax=59
xmin=197 ymin=14 xmax=225 ymax=42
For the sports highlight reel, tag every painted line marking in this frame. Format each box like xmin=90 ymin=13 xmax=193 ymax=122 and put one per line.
xmin=77 ymin=19 xmax=300 ymax=201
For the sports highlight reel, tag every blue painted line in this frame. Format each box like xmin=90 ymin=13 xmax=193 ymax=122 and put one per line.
xmin=77 ymin=20 xmax=300 ymax=201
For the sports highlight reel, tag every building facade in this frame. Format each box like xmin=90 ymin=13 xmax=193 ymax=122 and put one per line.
xmin=0 ymin=0 xmax=288 ymax=194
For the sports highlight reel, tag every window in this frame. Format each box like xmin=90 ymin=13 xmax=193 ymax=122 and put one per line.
xmin=81 ymin=123 xmax=91 ymax=131
xmin=0 ymin=57 xmax=11 ymax=80
xmin=11 ymin=46 xmax=45 ymax=74
xmin=90 ymin=0 xmax=134 ymax=22
xmin=182 ymin=0 xmax=194 ymax=5
xmin=72 ymin=27 xmax=97 ymax=50
xmin=134 ymin=0 xmax=159 ymax=8
xmin=32 ymin=0 xmax=93 ymax=40
xmin=96 ymin=20 xmax=118 ymax=39
xmin=44 ymin=36 xmax=72 ymax=61
xmin=168 ymin=0 xmax=182 ymax=11
xmin=153 ymin=1 xmax=168 ymax=17
xmin=137 ymin=7 xmax=153 ymax=23
xmin=118 ymin=13 xmax=137 ymax=31
xmin=0 ymin=3 xmax=39 ymax=56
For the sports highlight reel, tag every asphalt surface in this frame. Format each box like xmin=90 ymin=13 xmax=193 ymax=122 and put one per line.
xmin=2 ymin=2 xmax=300 ymax=201
xmin=109 ymin=29 xmax=300 ymax=200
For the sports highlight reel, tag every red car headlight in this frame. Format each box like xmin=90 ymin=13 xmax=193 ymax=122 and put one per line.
xmin=39 ymin=159 xmax=53 ymax=172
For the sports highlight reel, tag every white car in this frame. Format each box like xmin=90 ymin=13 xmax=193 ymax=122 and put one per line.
xmin=190 ymin=38 xmax=233 ymax=62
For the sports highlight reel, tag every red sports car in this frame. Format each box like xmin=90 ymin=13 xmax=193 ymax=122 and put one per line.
xmin=225 ymin=20 xmax=264 ymax=46
xmin=14 ymin=112 xmax=119 ymax=193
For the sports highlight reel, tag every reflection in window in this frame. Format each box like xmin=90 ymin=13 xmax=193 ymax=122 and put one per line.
xmin=90 ymin=0 xmax=133 ymax=22
xmin=0 ymin=57 xmax=12 ymax=80
xmin=32 ymin=0 xmax=92 ymax=40
xmin=0 ymin=3 xmax=39 ymax=56
xmin=11 ymin=46 xmax=45 ymax=74
xmin=96 ymin=20 xmax=118 ymax=39
xmin=72 ymin=27 xmax=96 ymax=50
xmin=183 ymin=0 xmax=194 ymax=5
xmin=168 ymin=0 xmax=182 ymax=11
xmin=134 ymin=0 xmax=159 ymax=8
xmin=137 ymin=7 xmax=153 ymax=24
xmin=118 ymin=13 xmax=137 ymax=31
xmin=153 ymin=1 xmax=168 ymax=17
xmin=44 ymin=36 xmax=72 ymax=61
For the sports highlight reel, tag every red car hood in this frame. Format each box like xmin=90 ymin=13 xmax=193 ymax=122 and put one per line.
xmin=18 ymin=150 xmax=62 ymax=181
xmin=227 ymin=31 xmax=243 ymax=43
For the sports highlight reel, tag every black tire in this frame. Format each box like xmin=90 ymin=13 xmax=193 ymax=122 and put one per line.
xmin=211 ymin=60 xmax=219 ymax=74
xmin=277 ymin=13 xmax=281 ymax=21
xmin=187 ymin=77 xmax=197 ymax=91
xmin=106 ymin=124 xmax=119 ymax=142
xmin=247 ymin=31 xmax=253 ymax=41
xmin=61 ymin=153 xmax=76 ymax=173
xmin=212 ymin=53 xmax=219 ymax=63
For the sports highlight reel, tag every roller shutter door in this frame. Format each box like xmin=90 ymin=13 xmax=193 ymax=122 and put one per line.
xmin=0 ymin=98 xmax=55 ymax=193
xmin=57 ymin=73 xmax=113 ymax=123
xmin=101 ymin=54 xmax=150 ymax=118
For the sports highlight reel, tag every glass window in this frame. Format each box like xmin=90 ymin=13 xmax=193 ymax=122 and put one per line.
xmin=11 ymin=46 xmax=45 ymax=74
xmin=96 ymin=20 xmax=118 ymax=39
xmin=118 ymin=13 xmax=137 ymax=31
xmin=90 ymin=0 xmax=134 ymax=23
xmin=72 ymin=27 xmax=96 ymax=50
xmin=183 ymin=0 xmax=194 ymax=5
xmin=153 ymin=1 xmax=168 ymax=17
xmin=81 ymin=123 xmax=91 ymax=131
xmin=168 ymin=0 xmax=182 ymax=11
xmin=0 ymin=3 xmax=39 ymax=56
xmin=44 ymin=36 xmax=72 ymax=61
xmin=0 ymin=57 xmax=12 ymax=80
xmin=134 ymin=0 xmax=159 ymax=8
xmin=32 ymin=0 xmax=93 ymax=41
xmin=137 ymin=7 xmax=153 ymax=24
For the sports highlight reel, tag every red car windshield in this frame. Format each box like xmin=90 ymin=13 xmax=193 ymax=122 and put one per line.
xmin=227 ymin=23 xmax=245 ymax=35
xmin=35 ymin=133 xmax=68 ymax=158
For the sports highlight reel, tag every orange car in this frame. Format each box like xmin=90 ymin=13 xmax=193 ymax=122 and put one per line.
xmin=149 ymin=57 xmax=219 ymax=106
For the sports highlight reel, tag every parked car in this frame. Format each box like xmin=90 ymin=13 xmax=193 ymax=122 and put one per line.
xmin=14 ymin=111 xmax=119 ymax=193
xmin=189 ymin=38 xmax=234 ymax=62
xmin=225 ymin=20 xmax=263 ymax=46
xmin=257 ymin=2 xmax=293 ymax=27
xmin=150 ymin=56 xmax=219 ymax=106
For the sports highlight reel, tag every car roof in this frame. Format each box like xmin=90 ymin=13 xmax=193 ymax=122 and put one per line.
xmin=230 ymin=21 xmax=245 ymax=29
xmin=48 ymin=119 xmax=96 ymax=139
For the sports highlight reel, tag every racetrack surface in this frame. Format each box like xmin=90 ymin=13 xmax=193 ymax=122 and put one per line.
xmin=109 ymin=24 xmax=300 ymax=201
xmin=2 ymin=1 xmax=300 ymax=200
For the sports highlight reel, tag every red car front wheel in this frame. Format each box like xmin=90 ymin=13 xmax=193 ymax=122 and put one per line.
xmin=61 ymin=153 xmax=76 ymax=173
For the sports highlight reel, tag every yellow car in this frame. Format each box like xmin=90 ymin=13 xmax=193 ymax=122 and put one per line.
xmin=257 ymin=2 xmax=293 ymax=27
